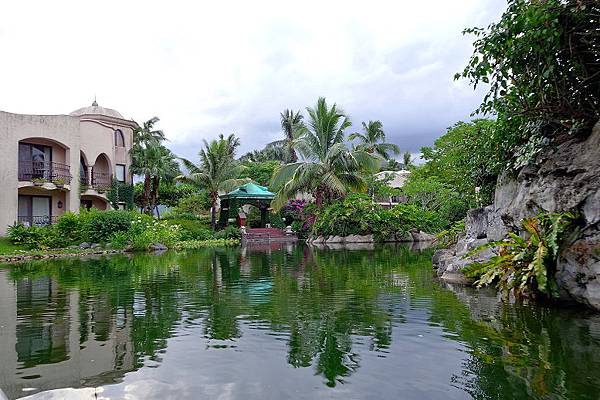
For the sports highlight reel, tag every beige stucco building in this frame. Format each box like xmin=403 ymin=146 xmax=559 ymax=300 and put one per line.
xmin=0 ymin=101 xmax=136 ymax=236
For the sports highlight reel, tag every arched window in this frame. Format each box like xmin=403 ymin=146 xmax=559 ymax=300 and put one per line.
xmin=114 ymin=129 xmax=125 ymax=147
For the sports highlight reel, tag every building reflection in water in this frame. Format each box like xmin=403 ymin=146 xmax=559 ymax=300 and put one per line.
xmin=0 ymin=270 xmax=135 ymax=399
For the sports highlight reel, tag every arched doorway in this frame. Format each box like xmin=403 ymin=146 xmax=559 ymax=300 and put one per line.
xmin=92 ymin=153 xmax=111 ymax=191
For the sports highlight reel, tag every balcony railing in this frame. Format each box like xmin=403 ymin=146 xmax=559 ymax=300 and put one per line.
xmin=18 ymin=161 xmax=71 ymax=184
xmin=17 ymin=215 xmax=58 ymax=227
xmin=91 ymin=171 xmax=111 ymax=190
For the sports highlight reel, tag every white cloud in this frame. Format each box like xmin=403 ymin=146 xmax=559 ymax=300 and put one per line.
xmin=0 ymin=0 xmax=506 ymax=159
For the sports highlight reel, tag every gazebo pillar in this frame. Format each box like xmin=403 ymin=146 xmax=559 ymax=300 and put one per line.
xmin=260 ymin=205 xmax=268 ymax=228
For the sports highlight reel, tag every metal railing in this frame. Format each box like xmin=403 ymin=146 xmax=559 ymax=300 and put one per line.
xmin=17 ymin=215 xmax=57 ymax=227
xmin=18 ymin=161 xmax=71 ymax=184
xmin=91 ymin=171 xmax=111 ymax=190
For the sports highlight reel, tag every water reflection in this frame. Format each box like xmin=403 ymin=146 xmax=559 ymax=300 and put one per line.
xmin=0 ymin=244 xmax=599 ymax=399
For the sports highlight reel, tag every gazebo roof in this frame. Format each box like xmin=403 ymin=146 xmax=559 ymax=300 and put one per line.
xmin=220 ymin=183 xmax=275 ymax=200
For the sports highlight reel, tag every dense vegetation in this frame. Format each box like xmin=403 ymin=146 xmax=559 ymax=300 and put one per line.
xmin=5 ymin=210 xmax=238 ymax=253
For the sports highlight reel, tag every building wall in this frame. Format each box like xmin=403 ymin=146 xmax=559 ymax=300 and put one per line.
xmin=0 ymin=109 xmax=135 ymax=236
xmin=0 ymin=111 xmax=81 ymax=235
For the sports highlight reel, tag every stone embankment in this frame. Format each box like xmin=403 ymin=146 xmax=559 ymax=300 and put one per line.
xmin=307 ymin=230 xmax=436 ymax=245
xmin=434 ymin=121 xmax=600 ymax=310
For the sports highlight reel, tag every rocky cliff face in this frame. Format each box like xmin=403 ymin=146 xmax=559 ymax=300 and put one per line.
xmin=434 ymin=121 xmax=600 ymax=310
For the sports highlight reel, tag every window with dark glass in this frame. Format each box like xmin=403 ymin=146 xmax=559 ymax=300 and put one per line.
xmin=116 ymin=164 xmax=126 ymax=182
xmin=114 ymin=130 xmax=125 ymax=147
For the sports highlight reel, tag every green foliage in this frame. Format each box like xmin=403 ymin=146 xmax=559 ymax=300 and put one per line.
xmin=0 ymin=237 xmax=27 ymax=254
xmin=418 ymin=119 xmax=506 ymax=206
xmin=85 ymin=210 xmax=132 ymax=243
xmin=166 ymin=219 xmax=213 ymax=241
xmin=170 ymin=192 xmax=212 ymax=215
xmin=239 ymin=160 xmax=279 ymax=186
xmin=128 ymin=214 xmax=182 ymax=250
xmin=401 ymin=175 xmax=469 ymax=228
xmin=270 ymin=97 xmax=379 ymax=210
xmin=268 ymin=213 xmax=286 ymax=229
xmin=457 ymin=0 xmax=600 ymax=153
xmin=349 ymin=120 xmax=400 ymax=159
xmin=311 ymin=194 xmax=442 ymax=239
xmin=107 ymin=179 xmax=135 ymax=210
xmin=134 ymin=182 xmax=197 ymax=210
xmin=56 ymin=212 xmax=84 ymax=244
xmin=108 ymin=231 xmax=130 ymax=249
xmin=178 ymin=133 xmax=248 ymax=230
xmin=435 ymin=220 xmax=466 ymax=248
xmin=215 ymin=226 xmax=241 ymax=240
xmin=173 ymin=238 xmax=239 ymax=249
xmin=7 ymin=223 xmax=69 ymax=250
xmin=463 ymin=212 xmax=576 ymax=298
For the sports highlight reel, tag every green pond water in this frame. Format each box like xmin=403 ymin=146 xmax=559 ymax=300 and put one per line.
xmin=0 ymin=244 xmax=599 ymax=399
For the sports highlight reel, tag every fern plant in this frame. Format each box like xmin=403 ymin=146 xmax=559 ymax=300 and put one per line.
xmin=463 ymin=212 xmax=575 ymax=299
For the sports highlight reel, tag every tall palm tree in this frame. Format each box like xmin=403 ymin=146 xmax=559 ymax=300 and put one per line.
xmin=178 ymin=135 xmax=247 ymax=230
xmin=130 ymin=144 xmax=179 ymax=214
xmin=268 ymin=109 xmax=304 ymax=163
xmin=133 ymin=117 xmax=165 ymax=146
xmin=270 ymin=97 xmax=378 ymax=210
xmin=131 ymin=117 xmax=170 ymax=214
xmin=349 ymin=120 xmax=400 ymax=160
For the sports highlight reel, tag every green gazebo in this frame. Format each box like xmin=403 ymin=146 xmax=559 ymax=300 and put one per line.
xmin=218 ymin=183 xmax=275 ymax=228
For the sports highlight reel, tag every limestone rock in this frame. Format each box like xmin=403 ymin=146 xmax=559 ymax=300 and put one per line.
xmin=466 ymin=207 xmax=489 ymax=239
xmin=411 ymin=230 xmax=436 ymax=242
xmin=556 ymin=232 xmax=600 ymax=311
xmin=312 ymin=236 xmax=325 ymax=244
xmin=433 ymin=121 xmax=600 ymax=309
xmin=326 ymin=236 xmax=344 ymax=243
xmin=344 ymin=234 xmax=374 ymax=243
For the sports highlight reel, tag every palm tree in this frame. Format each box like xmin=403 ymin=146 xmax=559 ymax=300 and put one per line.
xmin=133 ymin=117 xmax=165 ymax=146
xmin=270 ymin=97 xmax=378 ymax=210
xmin=178 ymin=135 xmax=247 ymax=230
xmin=402 ymin=151 xmax=412 ymax=169
xmin=349 ymin=120 xmax=400 ymax=160
xmin=130 ymin=144 xmax=179 ymax=214
xmin=131 ymin=117 xmax=169 ymax=214
xmin=268 ymin=109 xmax=304 ymax=163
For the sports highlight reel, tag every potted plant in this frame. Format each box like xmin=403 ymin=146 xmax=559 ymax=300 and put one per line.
xmin=32 ymin=177 xmax=46 ymax=186
xmin=52 ymin=178 xmax=66 ymax=188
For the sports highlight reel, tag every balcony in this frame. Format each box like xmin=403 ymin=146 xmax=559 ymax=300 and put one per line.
xmin=91 ymin=171 xmax=111 ymax=191
xmin=17 ymin=215 xmax=58 ymax=227
xmin=18 ymin=161 xmax=72 ymax=185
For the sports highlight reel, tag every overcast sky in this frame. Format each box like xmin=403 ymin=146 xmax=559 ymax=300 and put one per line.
xmin=0 ymin=0 xmax=506 ymax=161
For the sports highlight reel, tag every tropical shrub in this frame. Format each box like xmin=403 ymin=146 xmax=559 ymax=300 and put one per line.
xmin=171 ymin=192 xmax=212 ymax=216
xmin=311 ymin=194 xmax=446 ymax=240
xmin=281 ymin=200 xmax=307 ymax=225
xmin=215 ymin=226 xmax=241 ymax=240
xmin=401 ymin=175 xmax=469 ymax=229
xmin=457 ymin=0 xmax=600 ymax=166
xmin=7 ymin=223 xmax=43 ymax=248
xmin=174 ymin=238 xmax=239 ymax=249
xmin=312 ymin=194 xmax=377 ymax=237
xmin=268 ymin=213 xmax=286 ymax=229
xmin=85 ymin=210 xmax=132 ymax=243
xmin=129 ymin=218 xmax=182 ymax=250
xmin=108 ymin=231 xmax=131 ymax=249
xmin=463 ymin=212 xmax=576 ymax=299
xmin=56 ymin=212 xmax=84 ymax=244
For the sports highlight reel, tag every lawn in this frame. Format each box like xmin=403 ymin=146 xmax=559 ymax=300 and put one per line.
xmin=0 ymin=237 xmax=26 ymax=255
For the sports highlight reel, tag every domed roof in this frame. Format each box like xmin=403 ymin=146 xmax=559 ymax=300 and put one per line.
xmin=70 ymin=99 xmax=124 ymax=119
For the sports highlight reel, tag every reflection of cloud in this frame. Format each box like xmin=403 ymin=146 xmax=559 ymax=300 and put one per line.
xmin=1 ymin=0 xmax=506 ymax=159
xmin=21 ymin=387 xmax=106 ymax=400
